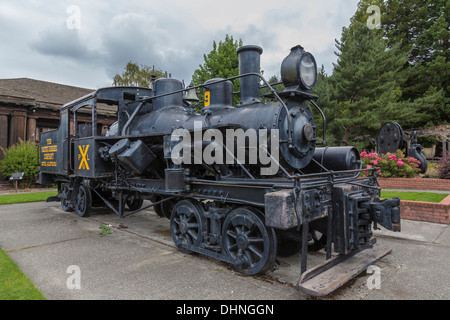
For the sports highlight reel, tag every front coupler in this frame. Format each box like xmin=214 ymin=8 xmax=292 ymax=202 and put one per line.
xmin=297 ymin=183 xmax=401 ymax=295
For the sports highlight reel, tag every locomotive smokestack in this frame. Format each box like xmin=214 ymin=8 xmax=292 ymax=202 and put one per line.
xmin=237 ymin=45 xmax=263 ymax=106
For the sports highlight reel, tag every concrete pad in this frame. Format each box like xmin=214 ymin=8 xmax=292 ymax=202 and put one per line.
xmin=1 ymin=201 xmax=449 ymax=300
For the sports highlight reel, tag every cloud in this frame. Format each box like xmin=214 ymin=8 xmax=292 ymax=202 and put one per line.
xmin=0 ymin=0 xmax=360 ymax=89
xmin=30 ymin=26 xmax=101 ymax=63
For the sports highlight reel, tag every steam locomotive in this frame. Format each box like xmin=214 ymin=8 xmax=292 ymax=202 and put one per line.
xmin=39 ymin=44 xmax=401 ymax=296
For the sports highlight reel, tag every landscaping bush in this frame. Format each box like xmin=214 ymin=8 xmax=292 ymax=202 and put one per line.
xmin=438 ymin=151 xmax=450 ymax=179
xmin=360 ymin=150 xmax=421 ymax=178
xmin=0 ymin=140 xmax=39 ymax=187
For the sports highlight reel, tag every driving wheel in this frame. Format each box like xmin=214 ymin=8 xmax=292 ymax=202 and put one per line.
xmin=222 ymin=207 xmax=277 ymax=275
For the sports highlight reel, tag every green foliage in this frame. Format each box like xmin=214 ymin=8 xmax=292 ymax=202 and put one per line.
xmin=328 ymin=21 xmax=415 ymax=146
xmin=380 ymin=190 xmax=448 ymax=203
xmin=0 ymin=247 xmax=46 ymax=300
xmin=99 ymin=224 xmax=113 ymax=237
xmin=192 ymin=34 xmax=243 ymax=107
xmin=0 ymin=191 xmax=57 ymax=205
xmin=382 ymin=0 xmax=449 ymax=126
xmin=113 ymin=61 xmax=165 ymax=87
xmin=438 ymin=152 xmax=450 ymax=179
xmin=0 ymin=140 xmax=39 ymax=187
xmin=360 ymin=150 xmax=421 ymax=178
xmin=315 ymin=0 xmax=448 ymax=148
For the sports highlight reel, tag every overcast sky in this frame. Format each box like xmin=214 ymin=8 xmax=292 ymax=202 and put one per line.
xmin=0 ymin=0 xmax=360 ymax=90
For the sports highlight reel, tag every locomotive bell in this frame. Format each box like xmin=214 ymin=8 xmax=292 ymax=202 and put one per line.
xmin=184 ymin=82 xmax=199 ymax=103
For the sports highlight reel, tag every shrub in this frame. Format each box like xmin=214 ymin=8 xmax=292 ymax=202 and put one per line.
xmin=438 ymin=151 xmax=450 ymax=179
xmin=0 ymin=140 xmax=39 ymax=187
xmin=360 ymin=150 xmax=421 ymax=178
xmin=422 ymin=162 xmax=440 ymax=178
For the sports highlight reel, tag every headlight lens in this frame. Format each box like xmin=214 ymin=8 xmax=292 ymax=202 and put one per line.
xmin=299 ymin=53 xmax=317 ymax=89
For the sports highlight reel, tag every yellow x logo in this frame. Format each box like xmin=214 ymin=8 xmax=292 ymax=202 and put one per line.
xmin=78 ymin=145 xmax=90 ymax=170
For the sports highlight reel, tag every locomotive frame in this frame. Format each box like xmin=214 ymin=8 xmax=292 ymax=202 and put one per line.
xmin=39 ymin=44 xmax=401 ymax=296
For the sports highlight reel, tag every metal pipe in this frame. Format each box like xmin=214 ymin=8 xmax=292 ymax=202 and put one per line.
xmin=121 ymin=102 xmax=144 ymax=136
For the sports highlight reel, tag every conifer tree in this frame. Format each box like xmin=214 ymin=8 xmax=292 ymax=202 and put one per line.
xmin=383 ymin=0 xmax=449 ymax=126
xmin=329 ymin=21 xmax=416 ymax=146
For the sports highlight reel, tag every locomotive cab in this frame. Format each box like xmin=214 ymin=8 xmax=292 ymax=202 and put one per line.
xmin=40 ymin=87 xmax=153 ymax=182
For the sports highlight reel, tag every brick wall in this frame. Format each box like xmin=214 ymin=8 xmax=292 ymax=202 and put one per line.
xmin=400 ymin=198 xmax=450 ymax=224
xmin=378 ymin=178 xmax=450 ymax=191
xmin=377 ymin=178 xmax=450 ymax=224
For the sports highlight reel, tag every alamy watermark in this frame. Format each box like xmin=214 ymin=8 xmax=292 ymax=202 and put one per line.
xmin=367 ymin=5 xmax=382 ymax=30
xmin=66 ymin=265 xmax=81 ymax=290
xmin=170 ymin=121 xmax=280 ymax=175
xmin=66 ymin=5 xmax=81 ymax=30
xmin=366 ymin=265 xmax=381 ymax=290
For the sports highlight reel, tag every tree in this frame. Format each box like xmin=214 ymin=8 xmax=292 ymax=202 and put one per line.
xmin=0 ymin=140 xmax=39 ymax=187
xmin=113 ymin=62 xmax=165 ymax=88
xmin=312 ymin=65 xmax=339 ymax=145
xmin=329 ymin=21 xmax=416 ymax=146
xmin=382 ymin=0 xmax=449 ymax=125
xmin=192 ymin=34 xmax=243 ymax=105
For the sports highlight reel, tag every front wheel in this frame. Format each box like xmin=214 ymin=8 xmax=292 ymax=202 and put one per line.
xmin=126 ymin=194 xmax=144 ymax=211
xmin=222 ymin=207 xmax=277 ymax=276
xmin=60 ymin=183 xmax=73 ymax=212
xmin=74 ymin=185 xmax=92 ymax=217
xmin=170 ymin=199 xmax=204 ymax=254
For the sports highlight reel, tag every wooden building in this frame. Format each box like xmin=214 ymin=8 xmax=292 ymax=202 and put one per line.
xmin=0 ymin=78 xmax=118 ymax=160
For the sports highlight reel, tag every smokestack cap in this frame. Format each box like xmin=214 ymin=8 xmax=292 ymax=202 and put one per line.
xmin=236 ymin=45 xmax=263 ymax=55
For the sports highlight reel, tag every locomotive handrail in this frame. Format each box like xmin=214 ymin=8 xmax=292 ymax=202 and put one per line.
xmin=308 ymin=100 xmax=327 ymax=146
xmin=187 ymin=166 xmax=379 ymax=190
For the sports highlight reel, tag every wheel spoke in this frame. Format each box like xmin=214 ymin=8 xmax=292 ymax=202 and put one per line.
xmin=185 ymin=233 xmax=193 ymax=245
xmin=186 ymin=223 xmax=198 ymax=229
xmin=243 ymin=250 xmax=255 ymax=267
xmin=226 ymin=230 xmax=237 ymax=239
xmin=187 ymin=229 xmax=198 ymax=241
xmin=227 ymin=242 xmax=238 ymax=252
xmin=248 ymin=236 xmax=264 ymax=244
xmin=248 ymin=244 xmax=263 ymax=259
xmin=245 ymin=224 xmax=257 ymax=236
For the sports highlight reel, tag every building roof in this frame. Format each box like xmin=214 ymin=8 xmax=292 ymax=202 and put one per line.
xmin=0 ymin=78 xmax=117 ymax=116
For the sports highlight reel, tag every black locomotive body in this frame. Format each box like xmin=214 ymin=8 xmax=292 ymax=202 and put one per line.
xmin=39 ymin=44 xmax=401 ymax=295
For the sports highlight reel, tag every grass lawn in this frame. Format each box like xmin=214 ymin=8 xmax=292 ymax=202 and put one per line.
xmin=0 ymin=247 xmax=46 ymax=300
xmin=380 ymin=190 xmax=449 ymax=203
xmin=0 ymin=190 xmax=57 ymax=205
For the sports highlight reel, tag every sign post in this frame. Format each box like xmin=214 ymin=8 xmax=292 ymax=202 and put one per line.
xmin=10 ymin=172 xmax=24 ymax=193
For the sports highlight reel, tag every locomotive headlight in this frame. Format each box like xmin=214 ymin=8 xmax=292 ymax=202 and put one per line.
xmin=299 ymin=53 xmax=317 ymax=89
xmin=281 ymin=45 xmax=317 ymax=91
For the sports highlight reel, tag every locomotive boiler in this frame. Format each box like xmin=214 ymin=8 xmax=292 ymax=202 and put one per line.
xmin=39 ymin=44 xmax=401 ymax=296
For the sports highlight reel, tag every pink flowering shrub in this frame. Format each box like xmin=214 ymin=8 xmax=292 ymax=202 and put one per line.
xmin=360 ymin=150 xmax=421 ymax=178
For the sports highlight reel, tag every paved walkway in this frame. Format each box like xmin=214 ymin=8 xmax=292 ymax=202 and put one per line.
xmin=0 ymin=201 xmax=449 ymax=300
